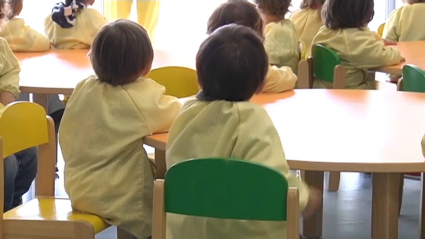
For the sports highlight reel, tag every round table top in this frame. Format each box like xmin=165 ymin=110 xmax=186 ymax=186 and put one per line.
xmin=145 ymin=89 xmax=425 ymax=172
xmin=16 ymin=49 xmax=195 ymax=95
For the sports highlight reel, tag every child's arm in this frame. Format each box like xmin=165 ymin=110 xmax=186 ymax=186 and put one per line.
xmin=0 ymin=39 xmax=20 ymax=105
xmin=21 ymin=25 xmax=50 ymax=52
xmin=262 ymin=65 xmax=297 ymax=93
xmin=382 ymin=8 xmax=402 ymax=42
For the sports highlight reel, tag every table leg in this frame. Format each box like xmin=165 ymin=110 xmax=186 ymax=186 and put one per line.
xmin=372 ymin=173 xmax=401 ymax=239
xmin=32 ymin=93 xmax=48 ymax=112
xmin=302 ymin=170 xmax=324 ymax=239
xmin=420 ymin=173 xmax=425 ymax=238
xmin=154 ymin=149 xmax=166 ymax=179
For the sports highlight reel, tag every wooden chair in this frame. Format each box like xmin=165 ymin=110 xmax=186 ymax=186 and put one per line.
xmin=307 ymin=44 xmax=347 ymax=192
xmin=147 ymin=66 xmax=198 ymax=98
xmin=152 ymin=158 xmax=300 ymax=239
xmin=0 ymin=102 xmax=123 ymax=239
xmin=377 ymin=23 xmax=386 ymax=37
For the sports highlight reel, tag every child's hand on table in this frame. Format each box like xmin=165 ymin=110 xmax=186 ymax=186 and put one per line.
xmin=383 ymin=39 xmax=397 ymax=46
xmin=401 ymin=57 xmax=406 ymax=62
xmin=302 ymin=187 xmax=322 ymax=218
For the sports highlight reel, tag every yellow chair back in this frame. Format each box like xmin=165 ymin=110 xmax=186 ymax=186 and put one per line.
xmin=377 ymin=23 xmax=385 ymax=37
xmin=147 ymin=66 xmax=198 ymax=98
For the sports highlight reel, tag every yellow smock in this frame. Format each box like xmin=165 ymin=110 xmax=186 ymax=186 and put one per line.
xmin=59 ymin=75 xmax=181 ymax=238
xmin=264 ymin=65 xmax=297 ymax=93
xmin=44 ymin=8 xmax=108 ymax=49
xmin=264 ymin=19 xmax=300 ymax=73
xmin=383 ymin=3 xmax=425 ymax=42
xmin=166 ymin=96 xmax=310 ymax=239
xmin=312 ymin=26 xmax=402 ymax=89
xmin=0 ymin=38 xmax=20 ymax=97
xmin=289 ymin=9 xmax=323 ymax=58
xmin=0 ymin=18 xmax=50 ymax=52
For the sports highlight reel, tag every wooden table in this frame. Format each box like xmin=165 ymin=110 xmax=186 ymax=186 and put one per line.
xmin=15 ymin=49 xmax=195 ymax=110
xmin=145 ymin=89 xmax=425 ymax=239
xmin=373 ymin=41 xmax=425 ymax=74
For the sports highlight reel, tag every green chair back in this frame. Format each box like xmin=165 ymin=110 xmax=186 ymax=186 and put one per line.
xmin=165 ymin=158 xmax=289 ymax=221
xmin=401 ymin=65 xmax=425 ymax=92
xmin=312 ymin=44 xmax=341 ymax=83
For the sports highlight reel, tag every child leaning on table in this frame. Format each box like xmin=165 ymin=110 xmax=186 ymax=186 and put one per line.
xmin=44 ymin=0 xmax=108 ymax=49
xmin=59 ymin=19 xmax=182 ymax=239
xmin=207 ymin=1 xmax=297 ymax=92
xmin=166 ymin=24 xmax=320 ymax=239
xmin=0 ymin=0 xmax=50 ymax=52
xmin=311 ymin=0 xmax=403 ymax=89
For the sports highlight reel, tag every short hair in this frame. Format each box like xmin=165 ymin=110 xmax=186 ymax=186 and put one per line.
xmin=300 ymin=0 xmax=325 ymax=9
xmin=254 ymin=0 xmax=291 ymax=17
xmin=65 ymin=0 xmax=93 ymax=4
xmin=322 ymin=0 xmax=374 ymax=30
xmin=207 ymin=1 xmax=263 ymax=38
xmin=405 ymin=0 xmax=425 ymax=3
xmin=0 ymin=0 xmax=6 ymax=25
xmin=7 ymin=0 xmax=22 ymax=19
xmin=90 ymin=19 xmax=154 ymax=86
xmin=196 ymin=25 xmax=268 ymax=101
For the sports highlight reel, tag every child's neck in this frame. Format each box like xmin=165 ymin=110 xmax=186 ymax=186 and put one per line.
xmin=264 ymin=15 xmax=285 ymax=25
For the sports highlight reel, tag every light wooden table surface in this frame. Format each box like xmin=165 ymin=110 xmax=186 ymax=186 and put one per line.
xmin=373 ymin=41 xmax=425 ymax=74
xmin=15 ymin=49 xmax=195 ymax=110
xmin=145 ymin=89 xmax=425 ymax=239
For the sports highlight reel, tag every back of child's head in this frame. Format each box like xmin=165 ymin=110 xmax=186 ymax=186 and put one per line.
xmin=90 ymin=19 xmax=154 ymax=86
xmin=207 ymin=1 xmax=263 ymax=37
xmin=196 ymin=24 xmax=268 ymax=102
xmin=322 ymin=0 xmax=374 ymax=30
xmin=65 ymin=0 xmax=93 ymax=5
xmin=300 ymin=0 xmax=325 ymax=9
xmin=404 ymin=0 xmax=425 ymax=3
xmin=0 ymin=0 xmax=5 ymax=24
xmin=254 ymin=0 xmax=291 ymax=17
xmin=7 ymin=0 xmax=22 ymax=19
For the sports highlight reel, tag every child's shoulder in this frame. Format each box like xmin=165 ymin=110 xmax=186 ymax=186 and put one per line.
xmin=80 ymin=8 xmax=104 ymax=17
xmin=265 ymin=19 xmax=296 ymax=33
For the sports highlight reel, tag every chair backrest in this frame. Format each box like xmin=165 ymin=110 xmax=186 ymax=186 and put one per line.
xmin=311 ymin=44 xmax=341 ymax=84
xmin=164 ymin=158 xmax=289 ymax=221
xmin=377 ymin=23 xmax=385 ymax=37
xmin=400 ymin=65 xmax=425 ymax=92
xmin=147 ymin=66 xmax=198 ymax=98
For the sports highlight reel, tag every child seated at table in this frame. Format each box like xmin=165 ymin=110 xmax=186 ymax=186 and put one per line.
xmin=166 ymin=24 xmax=320 ymax=239
xmin=311 ymin=0 xmax=403 ymax=89
xmin=0 ymin=0 xmax=50 ymax=52
xmin=383 ymin=0 xmax=425 ymax=42
xmin=289 ymin=0 xmax=325 ymax=59
xmin=44 ymin=0 xmax=108 ymax=49
xmin=59 ymin=19 xmax=181 ymax=239
xmin=0 ymin=0 xmax=37 ymax=212
xmin=207 ymin=1 xmax=297 ymax=92
xmin=254 ymin=0 xmax=299 ymax=73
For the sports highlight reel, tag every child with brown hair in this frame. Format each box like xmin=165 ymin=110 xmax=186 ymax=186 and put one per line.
xmin=254 ymin=0 xmax=299 ymax=73
xmin=289 ymin=0 xmax=325 ymax=58
xmin=383 ymin=0 xmax=425 ymax=42
xmin=0 ymin=0 xmax=50 ymax=52
xmin=59 ymin=19 xmax=181 ymax=238
xmin=44 ymin=0 xmax=108 ymax=49
xmin=312 ymin=0 xmax=403 ymax=89
xmin=207 ymin=1 xmax=297 ymax=92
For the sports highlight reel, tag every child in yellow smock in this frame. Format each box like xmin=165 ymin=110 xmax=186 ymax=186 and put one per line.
xmin=289 ymin=0 xmax=325 ymax=58
xmin=166 ymin=24 xmax=320 ymax=239
xmin=207 ymin=1 xmax=297 ymax=92
xmin=312 ymin=0 xmax=403 ymax=89
xmin=59 ymin=20 xmax=181 ymax=238
xmin=0 ymin=0 xmax=49 ymax=52
xmin=254 ymin=0 xmax=299 ymax=73
xmin=383 ymin=0 xmax=425 ymax=42
xmin=45 ymin=0 xmax=108 ymax=49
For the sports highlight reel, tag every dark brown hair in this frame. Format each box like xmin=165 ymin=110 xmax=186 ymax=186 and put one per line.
xmin=90 ymin=19 xmax=154 ymax=86
xmin=405 ymin=0 xmax=425 ymax=3
xmin=7 ymin=0 xmax=22 ymax=19
xmin=255 ymin=0 xmax=291 ymax=17
xmin=197 ymin=24 xmax=268 ymax=101
xmin=300 ymin=0 xmax=325 ymax=9
xmin=207 ymin=1 xmax=263 ymax=38
xmin=322 ymin=0 xmax=374 ymax=30
xmin=0 ymin=0 xmax=7 ymax=24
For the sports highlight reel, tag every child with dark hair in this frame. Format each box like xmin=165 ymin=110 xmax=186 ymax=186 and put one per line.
xmin=0 ymin=0 xmax=49 ymax=52
xmin=289 ymin=0 xmax=325 ymax=58
xmin=59 ymin=19 xmax=181 ymax=238
xmin=254 ymin=0 xmax=299 ymax=72
xmin=312 ymin=0 xmax=403 ymax=89
xmin=207 ymin=1 xmax=297 ymax=92
xmin=166 ymin=24 xmax=319 ymax=239
xmin=383 ymin=0 xmax=425 ymax=42
xmin=44 ymin=0 xmax=108 ymax=49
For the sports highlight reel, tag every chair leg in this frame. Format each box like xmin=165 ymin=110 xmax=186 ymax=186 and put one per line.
xmin=399 ymin=173 xmax=404 ymax=216
xmin=328 ymin=172 xmax=340 ymax=192
xmin=117 ymin=227 xmax=136 ymax=239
